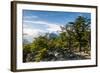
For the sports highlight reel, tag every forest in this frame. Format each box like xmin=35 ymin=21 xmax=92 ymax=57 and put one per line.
xmin=23 ymin=16 xmax=91 ymax=62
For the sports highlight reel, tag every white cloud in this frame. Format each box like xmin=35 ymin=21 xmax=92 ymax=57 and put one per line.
xmin=24 ymin=20 xmax=49 ymax=25
xmin=23 ymin=28 xmax=46 ymax=37
xmin=23 ymin=19 xmax=62 ymax=42
xmin=47 ymin=24 xmax=61 ymax=33
xmin=24 ymin=20 xmax=62 ymax=32
xmin=23 ymin=27 xmax=46 ymax=42
xmin=23 ymin=15 xmax=38 ymax=20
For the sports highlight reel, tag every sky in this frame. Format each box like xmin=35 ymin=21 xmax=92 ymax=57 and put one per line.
xmin=22 ymin=10 xmax=91 ymax=43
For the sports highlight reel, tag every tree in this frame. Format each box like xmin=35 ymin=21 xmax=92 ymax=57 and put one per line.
xmin=23 ymin=44 xmax=32 ymax=62
xmin=68 ymin=16 xmax=91 ymax=53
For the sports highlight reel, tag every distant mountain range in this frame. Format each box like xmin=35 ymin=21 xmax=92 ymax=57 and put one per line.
xmin=48 ymin=32 xmax=59 ymax=39
xmin=23 ymin=32 xmax=60 ymax=44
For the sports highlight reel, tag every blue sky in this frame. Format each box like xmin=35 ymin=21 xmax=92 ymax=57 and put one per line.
xmin=22 ymin=10 xmax=91 ymax=42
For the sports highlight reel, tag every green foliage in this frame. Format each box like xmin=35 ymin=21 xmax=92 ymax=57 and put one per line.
xmin=23 ymin=16 xmax=91 ymax=62
xmin=23 ymin=44 xmax=32 ymax=62
xmin=34 ymin=48 xmax=47 ymax=62
xmin=23 ymin=44 xmax=32 ymax=53
xmin=72 ymin=16 xmax=91 ymax=52
xmin=32 ymin=36 xmax=48 ymax=50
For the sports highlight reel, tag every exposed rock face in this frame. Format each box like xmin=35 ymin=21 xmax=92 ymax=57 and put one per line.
xmin=48 ymin=32 xmax=58 ymax=39
xmin=24 ymin=48 xmax=90 ymax=62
